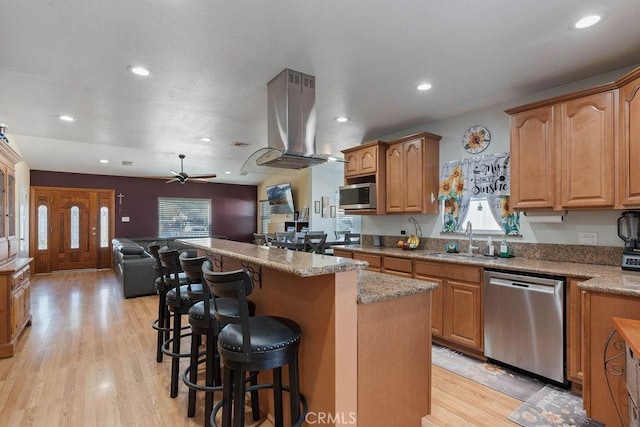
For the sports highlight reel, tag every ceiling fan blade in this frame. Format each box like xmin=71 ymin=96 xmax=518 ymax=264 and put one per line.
xmin=166 ymin=177 xmax=180 ymax=184
xmin=170 ymin=170 xmax=181 ymax=177
xmin=190 ymin=174 xmax=217 ymax=179
xmin=189 ymin=178 xmax=214 ymax=183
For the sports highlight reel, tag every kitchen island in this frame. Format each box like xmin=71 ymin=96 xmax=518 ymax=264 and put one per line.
xmin=179 ymin=238 xmax=437 ymax=427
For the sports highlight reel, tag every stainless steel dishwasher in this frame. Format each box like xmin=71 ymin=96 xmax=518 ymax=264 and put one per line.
xmin=484 ymin=269 xmax=566 ymax=384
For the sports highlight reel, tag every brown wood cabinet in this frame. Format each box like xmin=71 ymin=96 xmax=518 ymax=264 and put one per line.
xmin=341 ymin=141 xmax=387 ymax=215
xmin=583 ymin=290 xmax=640 ymax=426
xmin=415 ymin=260 xmax=483 ymax=352
xmin=509 ymin=106 xmax=557 ymax=209
xmin=353 ymin=252 xmax=382 ymax=272
xmin=385 ymin=132 xmax=440 ymax=214
xmin=332 ymin=248 xmax=353 ymax=258
xmin=507 ymin=66 xmax=640 ymax=210
xmin=507 ymin=89 xmax=616 ymax=210
xmin=560 ymin=91 xmax=615 ymax=208
xmin=567 ymin=278 xmax=585 ymax=388
xmin=0 ymin=259 xmax=31 ymax=358
xmin=618 ymin=68 xmax=640 ymax=207
xmin=344 ymin=142 xmax=380 ymax=177
xmin=382 ymin=256 xmax=413 ymax=277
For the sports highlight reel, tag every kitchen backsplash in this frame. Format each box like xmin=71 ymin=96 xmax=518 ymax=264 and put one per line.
xmin=361 ymin=235 xmax=621 ymax=266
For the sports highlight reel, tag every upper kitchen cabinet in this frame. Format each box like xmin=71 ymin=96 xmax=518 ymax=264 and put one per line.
xmin=341 ymin=140 xmax=387 ymax=215
xmin=343 ymin=141 xmax=382 ymax=177
xmin=560 ymin=91 xmax=615 ymax=208
xmin=385 ymin=132 xmax=441 ymax=214
xmin=506 ymin=85 xmax=617 ymax=210
xmin=618 ymin=68 xmax=640 ymax=207
xmin=509 ymin=105 xmax=557 ymax=209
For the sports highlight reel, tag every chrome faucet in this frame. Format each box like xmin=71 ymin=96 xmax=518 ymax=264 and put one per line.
xmin=466 ymin=222 xmax=478 ymax=254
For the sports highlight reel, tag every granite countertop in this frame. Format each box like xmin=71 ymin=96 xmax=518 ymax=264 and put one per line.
xmin=357 ymin=269 xmax=437 ymax=305
xmin=336 ymin=245 xmax=640 ymax=298
xmin=178 ymin=238 xmax=439 ymax=304
xmin=178 ymin=238 xmax=367 ymax=277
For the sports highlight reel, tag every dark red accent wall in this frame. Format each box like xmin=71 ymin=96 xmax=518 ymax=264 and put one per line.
xmin=30 ymin=171 xmax=257 ymax=242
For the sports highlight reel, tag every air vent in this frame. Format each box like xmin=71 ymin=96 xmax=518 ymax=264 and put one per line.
xmin=232 ymin=142 xmax=250 ymax=148
xmin=122 ymin=161 xmax=134 ymax=166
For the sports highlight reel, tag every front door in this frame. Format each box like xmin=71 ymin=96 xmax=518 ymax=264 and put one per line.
xmin=54 ymin=192 xmax=95 ymax=270
xmin=31 ymin=187 xmax=114 ymax=273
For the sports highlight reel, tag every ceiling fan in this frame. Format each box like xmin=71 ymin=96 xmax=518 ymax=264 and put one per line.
xmin=165 ymin=154 xmax=217 ymax=184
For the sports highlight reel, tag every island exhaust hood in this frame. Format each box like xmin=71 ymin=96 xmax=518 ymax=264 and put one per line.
xmin=256 ymin=69 xmax=329 ymax=169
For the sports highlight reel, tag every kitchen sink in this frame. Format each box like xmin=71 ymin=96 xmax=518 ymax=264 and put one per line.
xmin=423 ymin=252 xmax=494 ymax=260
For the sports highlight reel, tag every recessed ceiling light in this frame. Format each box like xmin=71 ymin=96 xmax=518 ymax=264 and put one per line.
xmin=335 ymin=116 xmax=349 ymax=123
xmin=58 ymin=115 xmax=75 ymax=122
xmin=99 ymin=159 xmax=109 ymax=164
xmin=573 ymin=15 xmax=601 ymax=29
xmin=224 ymin=171 xmax=231 ymax=175
xmin=417 ymin=83 xmax=432 ymax=91
xmin=128 ymin=66 xmax=151 ymax=77
xmin=199 ymin=137 xmax=213 ymax=142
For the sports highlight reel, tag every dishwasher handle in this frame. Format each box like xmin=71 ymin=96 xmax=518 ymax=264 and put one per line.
xmin=488 ymin=277 xmax=556 ymax=294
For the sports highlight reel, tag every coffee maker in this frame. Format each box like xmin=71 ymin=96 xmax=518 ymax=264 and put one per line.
xmin=618 ymin=211 xmax=640 ymax=270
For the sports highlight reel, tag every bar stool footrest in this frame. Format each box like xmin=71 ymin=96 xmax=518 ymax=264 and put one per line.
xmin=210 ymin=383 xmax=307 ymax=427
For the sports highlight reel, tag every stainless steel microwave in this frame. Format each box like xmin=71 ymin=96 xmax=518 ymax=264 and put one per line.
xmin=339 ymin=183 xmax=376 ymax=210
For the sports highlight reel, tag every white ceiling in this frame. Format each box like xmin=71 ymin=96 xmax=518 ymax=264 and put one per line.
xmin=2 ymin=1 xmax=640 ymax=185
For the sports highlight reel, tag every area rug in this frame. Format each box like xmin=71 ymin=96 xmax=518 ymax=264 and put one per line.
xmin=508 ymin=385 xmax=604 ymax=427
xmin=432 ymin=344 xmax=545 ymax=401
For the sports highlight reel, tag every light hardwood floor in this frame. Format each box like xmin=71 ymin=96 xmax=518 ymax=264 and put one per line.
xmin=0 ymin=269 xmax=520 ymax=426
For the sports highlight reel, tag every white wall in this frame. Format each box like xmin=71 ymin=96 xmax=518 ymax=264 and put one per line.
xmin=361 ymin=63 xmax=640 ymax=247
xmin=310 ymin=161 xmax=345 ymax=236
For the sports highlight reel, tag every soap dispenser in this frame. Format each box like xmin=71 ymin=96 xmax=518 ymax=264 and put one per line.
xmin=500 ymin=238 xmax=509 ymax=257
xmin=485 ymin=237 xmax=494 ymax=256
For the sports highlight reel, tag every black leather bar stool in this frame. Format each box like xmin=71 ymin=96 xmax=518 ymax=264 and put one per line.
xmin=148 ymin=244 xmax=188 ymax=363
xmin=203 ymin=268 xmax=306 ymax=427
xmin=159 ymin=248 xmax=204 ymax=398
xmin=181 ymin=258 xmax=259 ymax=427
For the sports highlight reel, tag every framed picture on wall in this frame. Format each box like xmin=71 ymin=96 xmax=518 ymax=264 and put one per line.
xmin=322 ymin=196 xmax=330 ymax=218
xmin=314 ymin=200 xmax=320 ymax=214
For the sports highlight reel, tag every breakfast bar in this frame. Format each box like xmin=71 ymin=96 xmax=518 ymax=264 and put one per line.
xmin=179 ymin=237 xmax=437 ymax=426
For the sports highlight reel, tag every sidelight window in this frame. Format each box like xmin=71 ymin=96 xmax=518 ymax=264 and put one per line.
xmin=38 ymin=205 xmax=48 ymax=250
xmin=70 ymin=206 xmax=80 ymax=249
xmin=100 ymin=207 xmax=109 ymax=248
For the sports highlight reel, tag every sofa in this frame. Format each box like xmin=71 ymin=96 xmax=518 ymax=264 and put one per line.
xmin=111 ymin=237 xmax=199 ymax=298
xmin=112 ymin=236 xmax=227 ymax=298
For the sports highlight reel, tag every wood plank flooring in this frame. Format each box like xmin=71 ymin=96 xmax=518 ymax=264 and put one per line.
xmin=0 ymin=269 xmax=521 ymax=426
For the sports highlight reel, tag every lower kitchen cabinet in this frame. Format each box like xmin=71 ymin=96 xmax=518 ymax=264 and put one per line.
xmin=353 ymin=253 xmax=382 ymax=272
xmin=382 ymin=256 xmax=413 ymax=277
xmin=332 ymin=249 xmax=353 ymax=259
xmin=567 ymin=278 xmax=585 ymax=388
xmin=583 ymin=290 xmax=640 ymax=426
xmin=0 ymin=259 xmax=32 ymax=358
xmin=415 ymin=260 xmax=483 ymax=352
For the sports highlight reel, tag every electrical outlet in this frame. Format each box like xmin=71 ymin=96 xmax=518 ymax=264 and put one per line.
xmin=400 ymin=230 xmax=406 ymax=235
xmin=579 ymin=231 xmax=598 ymax=246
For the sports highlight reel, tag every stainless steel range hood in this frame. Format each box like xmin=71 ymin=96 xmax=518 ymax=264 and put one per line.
xmin=244 ymin=69 xmax=330 ymax=173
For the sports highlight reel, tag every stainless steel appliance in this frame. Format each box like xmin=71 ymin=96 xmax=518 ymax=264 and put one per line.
xmin=484 ymin=269 xmax=566 ymax=384
xmin=338 ymin=183 xmax=376 ymax=210
xmin=618 ymin=211 xmax=640 ymax=270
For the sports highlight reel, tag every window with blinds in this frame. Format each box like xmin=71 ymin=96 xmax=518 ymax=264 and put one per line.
xmin=335 ymin=192 xmax=360 ymax=232
xmin=158 ymin=197 xmax=212 ymax=238
xmin=259 ymin=200 xmax=270 ymax=234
